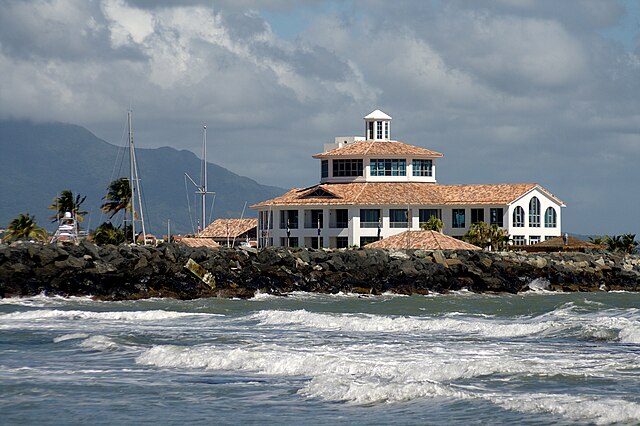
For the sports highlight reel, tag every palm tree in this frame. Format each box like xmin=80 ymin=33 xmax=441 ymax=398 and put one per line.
xmin=464 ymin=221 xmax=491 ymax=250
xmin=488 ymin=224 xmax=510 ymax=251
xmin=92 ymin=222 xmax=126 ymax=245
xmin=101 ymin=177 xmax=131 ymax=220
xmin=620 ymin=234 xmax=638 ymax=254
xmin=589 ymin=236 xmax=605 ymax=245
xmin=421 ymin=216 xmax=444 ymax=232
xmin=49 ymin=190 xmax=87 ymax=223
xmin=3 ymin=213 xmax=48 ymax=242
xmin=605 ymin=235 xmax=622 ymax=252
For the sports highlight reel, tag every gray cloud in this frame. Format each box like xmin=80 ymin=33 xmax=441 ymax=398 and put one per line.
xmin=0 ymin=0 xmax=639 ymax=236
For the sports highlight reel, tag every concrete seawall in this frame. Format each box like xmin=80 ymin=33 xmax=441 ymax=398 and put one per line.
xmin=1 ymin=241 xmax=639 ymax=300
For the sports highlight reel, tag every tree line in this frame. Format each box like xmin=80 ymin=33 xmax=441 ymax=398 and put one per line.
xmin=421 ymin=216 xmax=638 ymax=254
xmin=2 ymin=178 xmax=133 ymax=244
xmin=589 ymin=235 xmax=638 ymax=254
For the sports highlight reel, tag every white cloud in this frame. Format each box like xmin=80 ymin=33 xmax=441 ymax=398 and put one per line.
xmin=102 ymin=0 xmax=155 ymax=47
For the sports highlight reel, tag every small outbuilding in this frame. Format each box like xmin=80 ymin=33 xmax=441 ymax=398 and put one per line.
xmin=200 ymin=218 xmax=258 ymax=247
xmin=365 ymin=230 xmax=481 ymax=250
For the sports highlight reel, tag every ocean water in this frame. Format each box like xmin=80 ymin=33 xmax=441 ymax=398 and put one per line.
xmin=1 ymin=291 xmax=640 ymax=425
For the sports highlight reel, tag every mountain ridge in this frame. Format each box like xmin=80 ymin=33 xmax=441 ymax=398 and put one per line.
xmin=0 ymin=119 xmax=285 ymax=235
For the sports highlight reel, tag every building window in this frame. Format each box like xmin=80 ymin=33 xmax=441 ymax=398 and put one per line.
xmin=332 ymin=159 xmax=363 ymax=177
xmin=377 ymin=121 xmax=383 ymax=139
xmin=279 ymin=210 xmax=298 ymax=229
xmin=360 ymin=236 xmax=380 ymax=246
xmin=419 ymin=209 xmax=441 ymax=226
xmin=333 ymin=209 xmax=348 ymax=228
xmin=321 ymin=160 xmax=328 ymax=178
xmin=360 ymin=209 xmax=380 ymax=228
xmin=259 ymin=211 xmax=273 ymax=230
xmin=305 ymin=210 xmax=323 ymax=229
xmin=336 ymin=237 xmax=349 ymax=248
xmin=490 ymin=208 xmax=503 ymax=227
xmin=530 ymin=236 xmax=541 ymax=245
xmin=280 ymin=237 xmax=298 ymax=247
xmin=368 ymin=121 xmax=374 ymax=139
xmin=384 ymin=122 xmax=389 ymax=139
xmin=512 ymin=235 xmax=526 ymax=246
xmin=452 ymin=209 xmax=465 ymax=228
xmin=471 ymin=208 xmax=485 ymax=224
xmin=412 ymin=159 xmax=433 ymax=177
xmin=545 ymin=207 xmax=557 ymax=228
xmin=310 ymin=236 xmax=324 ymax=249
xmin=529 ymin=197 xmax=540 ymax=227
xmin=513 ymin=206 xmax=524 ymax=227
xmin=389 ymin=209 xmax=409 ymax=228
xmin=370 ymin=159 xmax=406 ymax=176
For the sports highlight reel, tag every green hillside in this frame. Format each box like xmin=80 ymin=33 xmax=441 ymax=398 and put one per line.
xmin=0 ymin=120 xmax=285 ymax=235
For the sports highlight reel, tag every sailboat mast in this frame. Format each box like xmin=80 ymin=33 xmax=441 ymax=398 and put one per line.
xmin=201 ymin=125 xmax=207 ymax=235
xmin=128 ymin=110 xmax=136 ymax=243
xmin=185 ymin=125 xmax=214 ymax=237
xmin=127 ymin=110 xmax=147 ymax=244
xmin=132 ymin=145 xmax=147 ymax=243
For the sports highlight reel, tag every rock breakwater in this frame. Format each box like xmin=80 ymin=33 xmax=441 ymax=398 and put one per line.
xmin=1 ymin=241 xmax=639 ymax=299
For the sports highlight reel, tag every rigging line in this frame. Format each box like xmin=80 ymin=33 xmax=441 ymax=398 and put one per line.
xmin=138 ymin=178 xmax=151 ymax=232
xmin=232 ymin=201 xmax=248 ymax=247
xmin=133 ymin=148 xmax=150 ymax=234
xmin=184 ymin=174 xmax=196 ymax=235
xmin=208 ymin=193 xmax=216 ymax=226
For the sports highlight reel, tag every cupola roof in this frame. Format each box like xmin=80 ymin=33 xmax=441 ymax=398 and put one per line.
xmin=364 ymin=109 xmax=392 ymax=120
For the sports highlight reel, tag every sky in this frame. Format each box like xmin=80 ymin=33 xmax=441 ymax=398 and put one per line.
xmin=0 ymin=0 xmax=639 ymax=236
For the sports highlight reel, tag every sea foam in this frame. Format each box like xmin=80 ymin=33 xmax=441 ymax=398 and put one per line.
xmin=249 ymin=309 xmax=563 ymax=338
xmin=0 ymin=309 xmax=220 ymax=322
xmin=489 ymin=392 xmax=640 ymax=425
xmin=53 ymin=333 xmax=90 ymax=343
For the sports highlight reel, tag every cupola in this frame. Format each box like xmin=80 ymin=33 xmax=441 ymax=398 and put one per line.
xmin=364 ymin=109 xmax=392 ymax=141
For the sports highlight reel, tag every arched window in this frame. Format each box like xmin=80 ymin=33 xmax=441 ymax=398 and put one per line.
xmin=513 ymin=206 xmax=524 ymax=227
xmin=545 ymin=207 xmax=557 ymax=228
xmin=529 ymin=197 xmax=540 ymax=227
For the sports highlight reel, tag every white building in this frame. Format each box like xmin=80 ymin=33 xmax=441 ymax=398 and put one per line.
xmin=252 ymin=110 xmax=565 ymax=249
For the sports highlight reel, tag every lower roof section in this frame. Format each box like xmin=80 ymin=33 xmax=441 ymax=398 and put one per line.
xmin=251 ymin=182 xmax=564 ymax=208
xmin=200 ymin=218 xmax=258 ymax=239
xmin=366 ymin=230 xmax=481 ymax=250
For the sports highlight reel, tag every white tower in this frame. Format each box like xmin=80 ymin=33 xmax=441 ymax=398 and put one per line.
xmin=364 ymin=109 xmax=392 ymax=141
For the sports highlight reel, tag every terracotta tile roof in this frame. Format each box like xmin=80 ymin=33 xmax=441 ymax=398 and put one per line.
xmin=523 ymin=236 xmax=606 ymax=251
xmin=178 ymin=237 xmax=220 ymax=248
xmin=251 ymin=182 xmax=563 ymax=208
xmin=366 ymin=230 xmax=481 ymax=250
xmin=433 ymin=183 xmax=542 ymax=204
xmin=200 ymin=218 xmax=257 ymax=239
xmin=313 ymin=141 xmax=443 ymax=158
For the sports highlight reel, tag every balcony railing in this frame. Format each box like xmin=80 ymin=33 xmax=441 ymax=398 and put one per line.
xmin=304 ymin=223 xmax=323 ymax=229
xmin=389 ymin=222 xmax=409 ymax=228
xmin=360 ymin=222 xmax=379 ymax=228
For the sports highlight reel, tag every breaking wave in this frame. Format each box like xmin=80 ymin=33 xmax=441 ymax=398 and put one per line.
xmin=0 ymin=309 xmax=221 ymax=322
xmin=248 ymin=309 xmax=564 ymax=338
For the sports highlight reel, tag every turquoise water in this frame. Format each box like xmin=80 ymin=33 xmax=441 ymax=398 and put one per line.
xmin=1 ymin=291 xmax=640 ymax=425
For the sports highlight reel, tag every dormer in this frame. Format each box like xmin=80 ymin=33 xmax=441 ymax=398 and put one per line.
xmin=364 ymin=109 xmax=392 ymax=141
